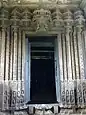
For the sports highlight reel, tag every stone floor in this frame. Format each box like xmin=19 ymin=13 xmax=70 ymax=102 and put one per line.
xmin=0 ymin=112 xmax=86 ymax=115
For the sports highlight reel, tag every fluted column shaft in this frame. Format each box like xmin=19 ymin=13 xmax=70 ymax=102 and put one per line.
xmin=0 ymin=30 xmax=2 ymax=80
xmin=70 ymin=31 xmax=76 ymax=80
xmin=62 ymin=33 xmax=67 ymax=81
xmin=83 ymin=29 xmax=86 ymax=79
xmin=12 ymin=27 xmax=18 ymax=81
xmin=73 ymin=27 xmax=79 ymax=79
xmin=5 ymin=28 xmax=10 ymax=81
xmin=22 ymin=31 xmax=26 ymax=103
xmin=58 ymin=33 xmax=64 ymax=81
xmin=65 ymin=27 xmax=72 ymax=80
xmin=76 ymin=27 xmax=85 ymax=79
xmin=18 ymin=29 xmax=22 ymax=81
xmin=0 ymin=28 xmax=6 ymax=81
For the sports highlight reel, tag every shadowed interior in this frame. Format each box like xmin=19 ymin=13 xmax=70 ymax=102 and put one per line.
xmin=30 ymin=47 xmax=57 ymax=104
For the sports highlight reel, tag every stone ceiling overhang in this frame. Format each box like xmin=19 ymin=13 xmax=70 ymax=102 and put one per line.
xmin=0 ymin=0 xmax=85 ymax=33
xmin=0 ymin=0 xmax=82 ymax=11
xmin=80 ymin=0 xmax=86 ymax=16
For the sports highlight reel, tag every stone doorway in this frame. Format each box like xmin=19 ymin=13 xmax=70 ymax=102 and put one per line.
xmin=28 ymin=36 xmax=57 ymax=104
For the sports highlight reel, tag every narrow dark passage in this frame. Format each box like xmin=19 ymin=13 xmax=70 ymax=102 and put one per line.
xmin=30 ymin=52 xmax=56 ymax=104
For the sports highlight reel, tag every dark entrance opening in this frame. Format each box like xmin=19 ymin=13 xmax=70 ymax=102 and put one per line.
xmin=30 ymin=46 xmax=56 ymax=104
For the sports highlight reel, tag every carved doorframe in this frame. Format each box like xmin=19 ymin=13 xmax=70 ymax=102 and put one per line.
xmin=24 ymin=31 xmax=61 ymax=103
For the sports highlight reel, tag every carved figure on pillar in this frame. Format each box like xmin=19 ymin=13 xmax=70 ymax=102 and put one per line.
xmin=62 ymin=10 xmax=75 ymax=106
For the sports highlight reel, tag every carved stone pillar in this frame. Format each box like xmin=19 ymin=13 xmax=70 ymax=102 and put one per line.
xmin=83 ymin=28 xmax=86 ymax=79
xmin=21 ymin=9 xmax=31 ymax=103
xmin=21 ymin=8 xmax=31 ymax=31
xmin=74 ymin=10 xmax=85 ymax=107
xmin=73 ymin=27 xmax=79 ymax=79
xmin=12 ymin=27 xmax=18 ymax=81
xmin=0 ymin=7 xmax=9 ymax=81
xmin=0 ymin=31 xmax=1 ymax=76
xmin=5 ymin=28 xmax=10 ymax=81
xmin=0 ymin=7 xmax=9 ymax=110
xmin=4 ymin=28 xmax=10 ymax=110
xmin=0 ymin=28 xmax=6 ymax=81
xmin=52 ymin=9 xmax=64 ymax=81
xmin=74 ymin=10 xmax=85 ymax=80
xmin=10 ymin=8 xmax=20 ymax=108
xmin=58 ymin=33 xmax=64 ymax=81
xmin=22 ymin=31 xmax=26 ymax=103
xmin=61 ymin=10 xmax=75 ymax=107
xmin=18 ymin=29 xmax=22 ymax=81
xmin=62 ymin=33 xmax=67 ymax=81
xmin=64 ymin=10 xmax=73 ymax=81
xmin=0 ymin=15 xmax=9 ymax=111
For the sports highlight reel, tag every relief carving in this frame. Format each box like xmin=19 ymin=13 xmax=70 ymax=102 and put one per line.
xmin=21 ymin=8 xmax=31 ymax=29
xmin=32 ymin=8 xmax=52 ymax=32
xmin=52 ymin=8 xmax=63 ymax=30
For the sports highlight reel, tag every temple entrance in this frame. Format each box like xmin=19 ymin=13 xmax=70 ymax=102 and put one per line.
xmin=28 ymin=37 xmax=57 ymax=104
xmin=31 ymin=49 xmax=56 ymax=103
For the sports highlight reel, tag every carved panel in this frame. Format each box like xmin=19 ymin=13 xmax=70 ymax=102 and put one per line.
xmin=10 ymin=8 xmax=20 ymax=27
xmin=21 ymin=8 xmax=31 ymax=29
xmin=82 ymin=81 xmax=86 ymax=105
xmin=77 ymin=80 xmax=86 ymax=107
xmin=0 ymin=8 xmax=9 ymax=27
xmin=61 ymin=81 xmax=65 ymax=106
xmin=61 ymin=80 xmax=75 ymax=107
xmin=0 ymin=81 xmax=3 ymax=110
xmin=32 ymin=9 xmax=52 ymax=31
xmin=10 ymin=80 xmax=17 ymax=109
xmin=52 ymin=8 xmax=63 ymax=31
xmin=77 ymin=80 xmax=83 ymax=107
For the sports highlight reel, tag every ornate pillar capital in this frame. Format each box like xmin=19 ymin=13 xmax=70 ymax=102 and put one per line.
xmin=52 ymin=8 xmax=63 ymax=31
xmin=74 ymin=10 xmax=85 ymax=32
xmin=0 ymin=7 xmax=9 ymax=29
xmin=21 ymin=8 xmax=31 ymax=30
xmin=10 ymin=8 xmax=20 ymax=29
xmin=63 ymin=10 xmax=73 ymax=33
